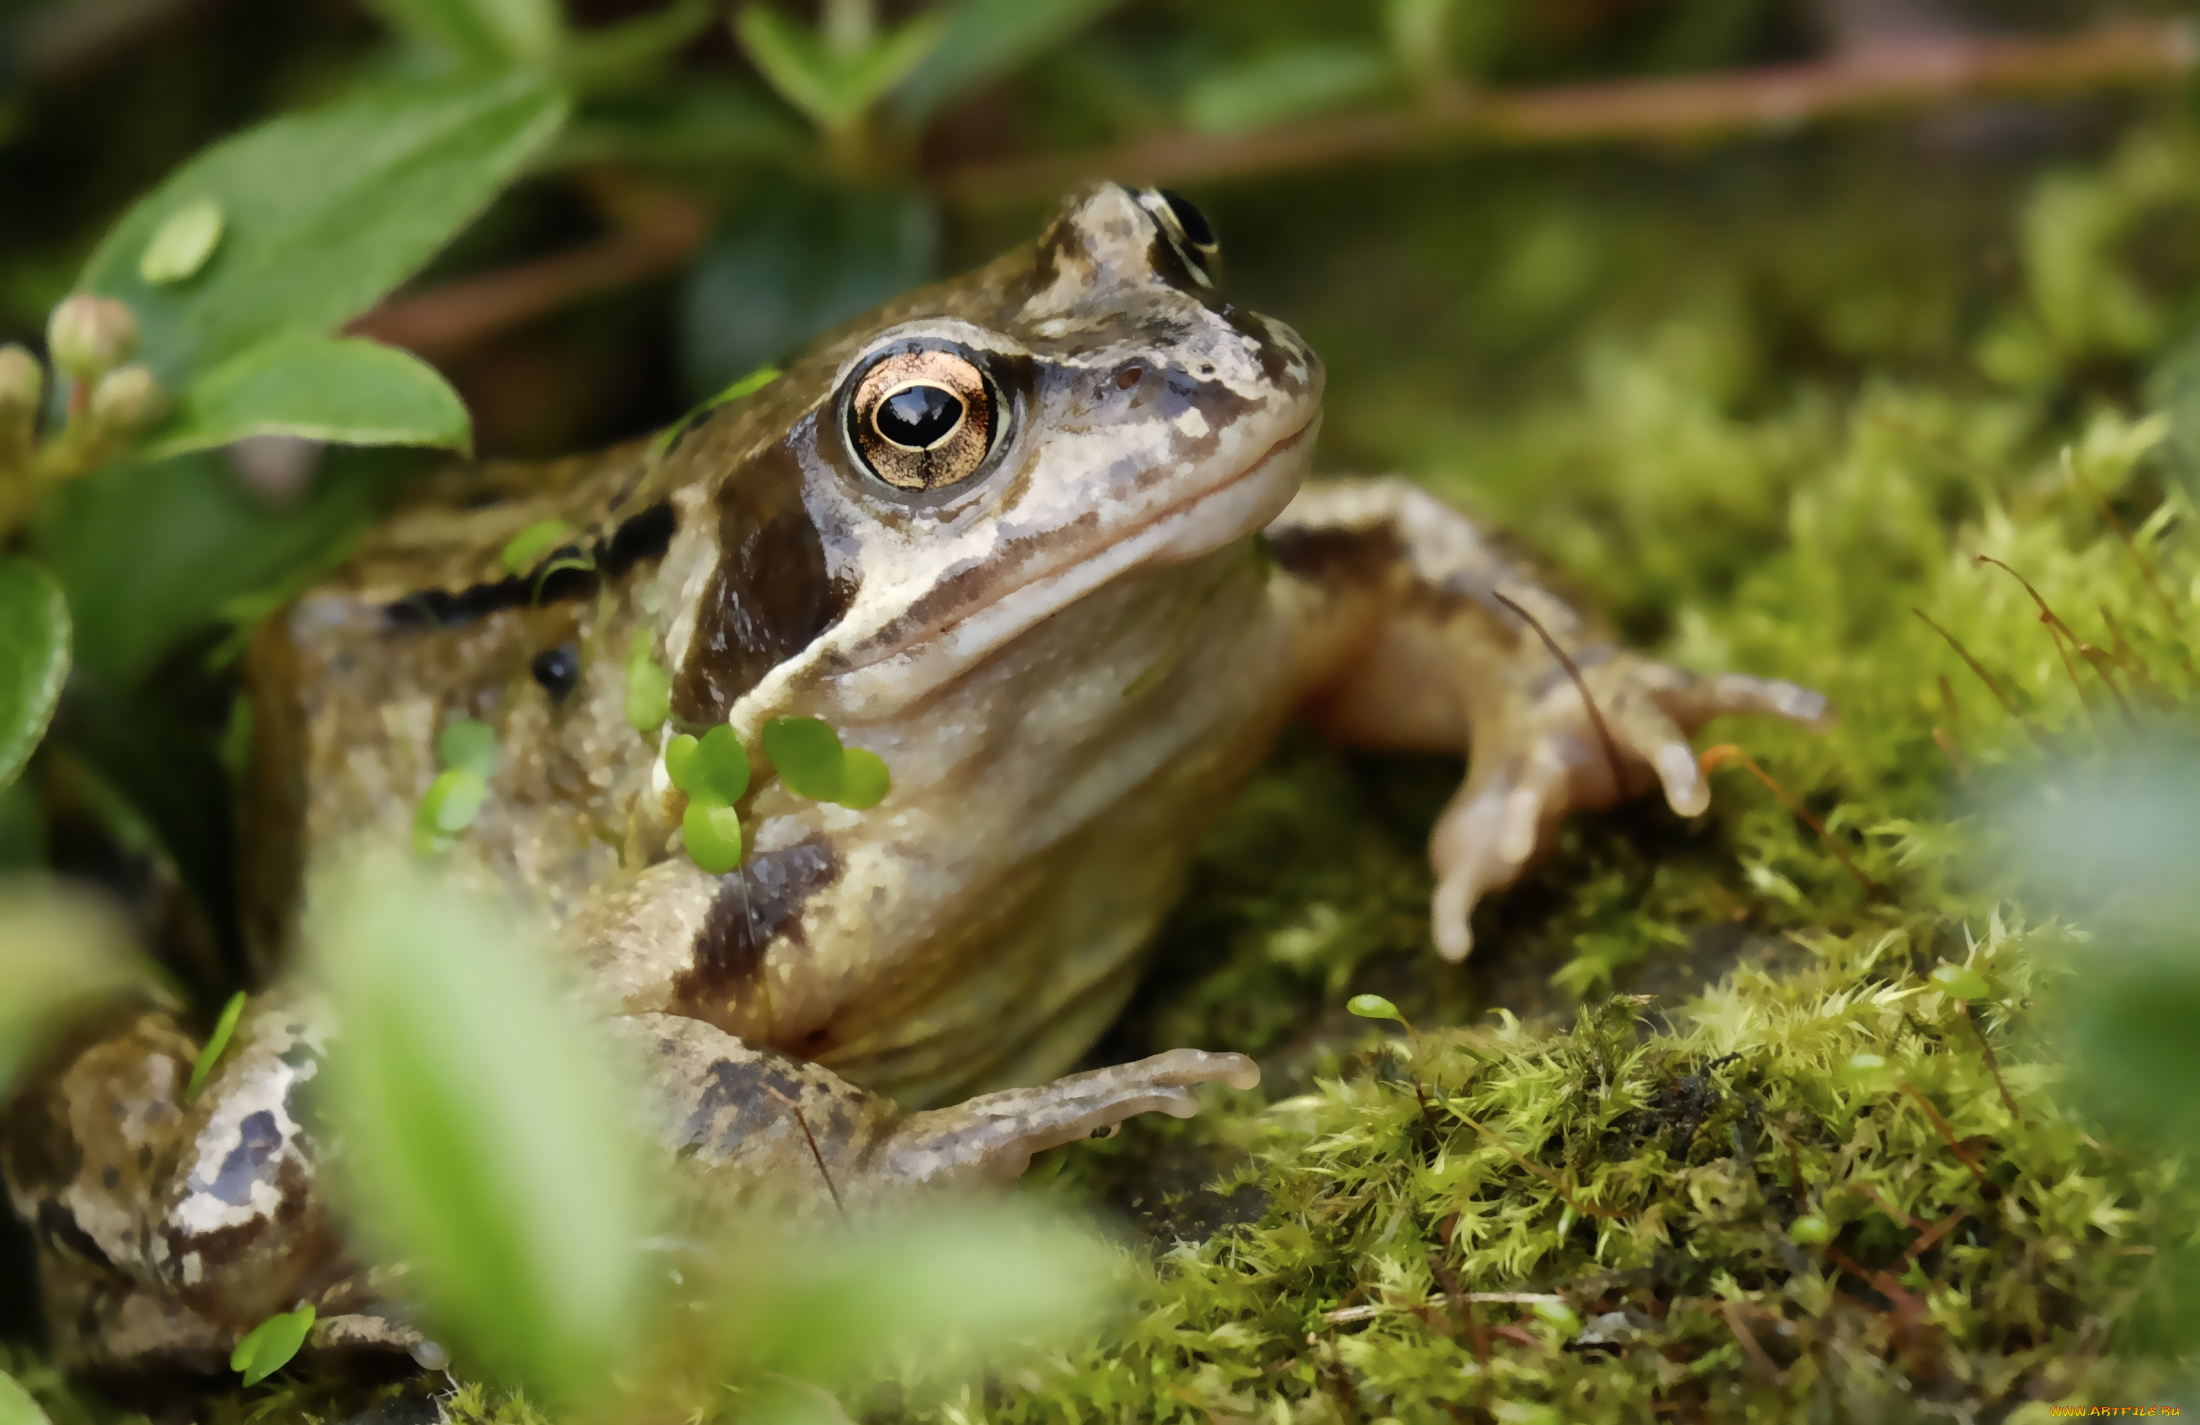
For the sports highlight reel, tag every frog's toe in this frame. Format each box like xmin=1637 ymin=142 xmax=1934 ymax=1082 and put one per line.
xmin=1661 ymin=671 xmax=1834 ymax=732
xmin=885 ymin=1049 xmax=1260 ymax=1185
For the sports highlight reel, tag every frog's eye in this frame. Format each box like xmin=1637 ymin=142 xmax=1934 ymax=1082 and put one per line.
xmin=845 ymin=348 xmax=998 ymax=492
xmin=1137 ymin=187 xmax=1220 ymax=289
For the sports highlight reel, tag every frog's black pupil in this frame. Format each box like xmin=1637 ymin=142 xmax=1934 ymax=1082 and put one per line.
xmin=876 ymin=384 xmax=964 ymax=448
xmin=531 ymin=643 xmax=580 ymax=699
xmin=1160 ymin=189 xmax=1215 ymax=249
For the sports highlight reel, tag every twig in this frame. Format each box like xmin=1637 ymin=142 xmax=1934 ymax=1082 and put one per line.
xmin=1697 ymin=744 xmax=1883 ymax=897
xmin=1901 ymin=1207 xmax=1968 ymax=1263
xmin=1898 ymin=1082 xmax=1996 ymax=1196
xmin=1974 ymin=555 xmax=2103 ymax=732
xmin=1855 ymin=1181 xmax=1928 ymax=1232
xmin=350 ymin=172 xmax=709 ymax=360
xmin=2066 ymin=462 xmax=2185 ymax=634
xmin=1721 ymin=1300 xmax=1786 ymax=1384
xmin=1960 ymin=1002 xmax=2026 ymax=1129
xmin=764 ymin=1084 xmax=847 ymax=1218
xmin=935 ymin=20 xmax=2197 ymax=205
xmin=1323 ymin=1291 xmax=1567 ymax=1326
xmin=1912 ymin=608 xmax=2053 ymax=751
xmin=1492 ymin=590 xmax=1628 ymax=799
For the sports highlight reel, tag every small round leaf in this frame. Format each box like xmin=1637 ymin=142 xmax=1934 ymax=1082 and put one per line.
xmin=1839 ymin=1052 xmax=1891 ymax=1086
xmin=1530 ymin=1299 xmax=1582 ymax=1336
xmin=413 ymin=769 xmax=487 ymax=854
xmin=625 ymin=634 xmax=671 ymax=733
xmin=437 ymin=718 xmax=498 ymax=777
xmin=763 ymin=715 xmax=845 ymax=801
xmin=664 ymin=733 xmax=701 ymax=793
xmin=138 ymin=200 xmax=225 ymax=285
xmin=683 ymin=797 xmax=744 ymax=874
xmin=834 ymin=747 xmax=889 ymax=809
xmin=1788 ymin=1214 xmax=1832 ymax=1245
xmin=693 ymin=724 xmax=752 ymax=804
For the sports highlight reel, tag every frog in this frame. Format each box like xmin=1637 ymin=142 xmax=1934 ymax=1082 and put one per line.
xmin=1 ymin=182 xmax=1828 ymax=1373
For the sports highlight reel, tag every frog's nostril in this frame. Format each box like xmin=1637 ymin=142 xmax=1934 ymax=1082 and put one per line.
xmin=1115 ymin=366 xmax=1143 ymax=391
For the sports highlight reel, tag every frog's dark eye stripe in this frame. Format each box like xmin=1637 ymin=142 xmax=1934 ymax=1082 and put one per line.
xmin=1136 ymin=187 xmax=1220 ymax=289
xmin=845 ymin=348 xmax=997 ymax=492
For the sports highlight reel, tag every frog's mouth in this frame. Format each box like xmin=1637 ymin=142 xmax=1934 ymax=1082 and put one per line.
xmin=833 ymin=414 xmax=1318 ymax=706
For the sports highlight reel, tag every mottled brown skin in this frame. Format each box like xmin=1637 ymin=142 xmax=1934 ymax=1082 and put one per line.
xmin=2 ymin=185 xmax=1826 ymax=1371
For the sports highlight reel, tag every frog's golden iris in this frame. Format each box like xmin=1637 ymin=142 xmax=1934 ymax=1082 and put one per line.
xmin=845 ymin=345 xmax=998 ymax=491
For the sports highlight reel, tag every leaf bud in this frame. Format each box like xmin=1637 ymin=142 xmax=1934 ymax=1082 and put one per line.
xmin=0 ymin=344 xmax=44 ymax=416
xmin=88 ymin=364 xmax=171 ymax=433
xmin=46 ymin=295 xmax=141 ymax=383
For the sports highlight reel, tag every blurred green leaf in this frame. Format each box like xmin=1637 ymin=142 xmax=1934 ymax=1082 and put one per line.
xmin=0 ymin=1369 xmax=51 ymax=1425
xmin=2148 ymin=325 xmax=2200 ymax=490
xmin=835 ymin=748 xmax=887 ymax=810
xmin=0 ymin=878 xmax=161 ymax=1096
xmin=624 ymin=631 xmax=670 ymax=732
xmin=1346 ymin=993 xmax=1403 ymax=1023
xmin=229 ymin=1304 xmax=314 ymax=1387
xmin=734 ymin=5 xmax=945 ymax=131
xmin=185 ymin=990 xmax=246 ymax=1100
xmin=499 ymin=518 xmax=572 ymax=574
xmin=437 ymin=718 xmax=499 ymax=777
xmin=558 ymin=0 xmax=715 ymax=89
xmin=146 ymin=337 xmax=471 ymax=458
xmin=893 ymin=0 xmax=1119 ymax=121
xmin=413 ymin=768 xmax=488 ymax=854
xmin=680 ymin=184 xmax=935 ymax=401
xmin=308 ymin=856 xmax=655 ymax=1403
xmin=79 ymin=74 xmax=569 ymax=390
xmin=553 ymin=82 xmax=807 ymax=167
xmin=138 ymin=199 xmax=225 ymax=286
xmin=1183 ymin=44 xmax=1390 ymax=135
xmin=32 ymin=447 xmax=407 ymax=684
xmin=364 ymin=0 xmax=564 ymax=70
xmin=0 ymin=558 xmax=67 ymax=791
xmin=1928 ymin=963 xmax=1992 ymax=1001
xmin=716 ymin=1205 xmax=1121 ymax=1389
xmin=1788 ymin=1214 xmax=1831 ymax=1245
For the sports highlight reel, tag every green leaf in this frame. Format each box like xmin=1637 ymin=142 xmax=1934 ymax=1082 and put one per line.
xmin=1346 ymin=993 xmax=1403 ymax=1023
xmin=186 ymin=990 xmax=247 ymax=1101
xmin=365 ymin=0 xmax=565 ymax=72
xmin=307 ymin=857 xmax=654 ymax=1403
xmin=0 ymin=558 xmax=68 ymax=791
xmin=717 ymin=1204 xmax=1120 ymax=1387
xmin=413 ymin=768 xmax=488 ymax=854
xmin=712 ymin=364 xmax=781 ymax=405
xmin=1839 ymin=1052 xmax=1891 ymax=1086
xmin=734 ymin=6 xmax=946 ymax=130
xmin=32 ymin=446 xmax=408 ymax=685
xmin=79 ymin=73 xmax=569 ymax=390
xmin=556 ymin=0 xmax=716 ymax=89
xmin=1788 ymin=1214 xmax=1832 ymax=1246
xmin=499 ymin=518 xmax=573 ymax=574
xmin=437 ymin=718 xmax=499 ymax=777
xmin=0 ymin=1369 xmax=52 ymax=1425
xmin=663 ymin=732 xmax=700 ymax=790
xmin=1928 ymin=963 xmax=1993 ymax=1002
xmin=692 ymin=725 xmax=752 ymax=804
xmin=1183 ymin=44 xmax=1390 ymax=136
xmin=762 ymin=715 xmax=844 ymax=800
xmin=146 ymin=337 xmax=471 ymax=458
xmin=624 ymin=632 xmax=670 ymax=732
xmin=894 ymin=0 xmax=1119 ymax=121
xmin=1531 ymin=1299 xmax=1582 ymax=1336
xmin=0 ymin=881 xmax=161 ymax=1098
xmin=836 ymin=747 xmax=889 ymax=810
xmin=682 ymin=796 xmax=744 ymax=874
xmin=230 ymin=1303 xmax=315 ymax=1387
xmin=138 ymin=199 xmax=225 ymax=286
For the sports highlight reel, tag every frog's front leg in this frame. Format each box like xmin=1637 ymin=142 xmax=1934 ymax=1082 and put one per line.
xmin=1266 ymin=477 xmax=1831 ymax=961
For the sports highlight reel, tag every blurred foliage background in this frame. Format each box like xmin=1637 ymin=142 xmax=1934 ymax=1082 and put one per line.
xmin=9 ymin=0 xmax=2200 ymax=1419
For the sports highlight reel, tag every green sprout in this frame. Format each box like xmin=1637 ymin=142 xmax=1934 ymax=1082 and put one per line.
xmin=412 ymin=717 xmax=497 ymax=856
xmin=761 ymin=715 xmax=889 ymax=810
xmin=230 ymin=1304 xmax=314 ymax=1387
xmin=1346 ymin=992 xmax=1418 ymax=1039
xmin=624 ymin=631 xmax=671 ymax=733
xmin=185 ymin=991 xmax=246 ymax=1101
xmin=667 ymin=726 xmax=751 ymax=875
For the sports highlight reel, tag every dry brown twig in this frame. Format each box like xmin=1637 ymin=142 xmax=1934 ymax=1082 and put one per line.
xmin=936 ymin=19 xmax=2197 ymax=205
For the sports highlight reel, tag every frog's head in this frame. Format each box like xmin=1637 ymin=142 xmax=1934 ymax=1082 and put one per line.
xmin=658 ymin=182 xmax=1322 ymax=728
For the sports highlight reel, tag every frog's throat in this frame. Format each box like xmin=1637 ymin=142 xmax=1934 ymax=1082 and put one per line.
xmin=831 ymin=414 xmax=1320 ymax=710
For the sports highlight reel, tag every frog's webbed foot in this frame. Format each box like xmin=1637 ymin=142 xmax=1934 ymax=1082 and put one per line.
xmin=1432 ymin=657 xmax=1830 ymax=961
xmin=879 ymin=1048 xmax=1261 ymax=1185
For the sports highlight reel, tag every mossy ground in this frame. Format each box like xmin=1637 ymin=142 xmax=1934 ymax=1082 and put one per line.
xmin=15 ymin=110 xmax=2200 ymax=1424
